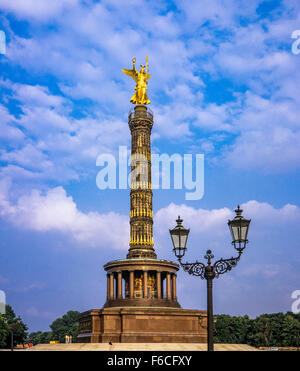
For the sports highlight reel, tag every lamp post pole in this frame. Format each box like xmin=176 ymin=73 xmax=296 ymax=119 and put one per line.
xmin=170 ymin=206 xmax=251 ymax=352
xmin=205 ymin=264 xmax=214 ymax=351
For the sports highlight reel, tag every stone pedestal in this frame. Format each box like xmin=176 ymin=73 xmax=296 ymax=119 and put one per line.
xmin=78 ymin=307 xmax=207 ymax=343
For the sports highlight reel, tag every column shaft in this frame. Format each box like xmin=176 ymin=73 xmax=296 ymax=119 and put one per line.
xmin=127 ymin=105 xmax=156 ymax=259
xmin=166 ymin=273 xmax=171 ymax=300
xmin=110 ymin=273 xmax=115 ymax=300
xmin=172 ymin=274 xmax=177 ymax=300
xmin=107 ymin=274 xmax=110 ymax=300
xmin=156 ymin=271 xmax=161 ymax=299
xmin=143 ymin=271 xmax=148 ymax=299
xmin=117 ymin=271 xmax=122 ymax=299
xmin=130 ymin=271 xmax=134 ymax=299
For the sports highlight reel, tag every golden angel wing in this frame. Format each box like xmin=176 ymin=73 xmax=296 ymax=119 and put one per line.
xmin=122 ymin=68 xmax=138 ymax=83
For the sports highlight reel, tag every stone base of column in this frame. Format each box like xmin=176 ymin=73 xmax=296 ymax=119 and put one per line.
xmin=77 ymin=307 xmax=207 ymax=344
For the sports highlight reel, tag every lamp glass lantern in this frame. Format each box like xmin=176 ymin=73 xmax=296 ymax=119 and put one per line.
xmin=169 ymin=216 xmax=190 ymax=260
xmin=228 ymin=205 xmax=251 ymax=250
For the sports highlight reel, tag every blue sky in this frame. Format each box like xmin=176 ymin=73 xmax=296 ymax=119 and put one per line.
xmin=0 ymin=0 xmax=300 ymax=332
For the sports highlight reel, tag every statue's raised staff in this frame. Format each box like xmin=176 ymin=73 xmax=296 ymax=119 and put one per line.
xmin=122 ymin=56 xmax=151 ymax=105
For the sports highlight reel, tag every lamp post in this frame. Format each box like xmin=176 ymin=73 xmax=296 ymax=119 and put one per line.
xmin=169 ymin=205 xmax=251 ymax=351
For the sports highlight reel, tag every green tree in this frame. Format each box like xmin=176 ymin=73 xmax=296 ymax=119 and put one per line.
xmin=248 ymin=315 xmax=272 ymax=347
xmin=0 ymin=314 xmax=9 ymax=347
xmin=0 ymin=305 xmax=28 ymax=348
xmin=246 ymin=313 xmax=295 ymax=347
xmin=214 ymin=312 xmax=300 ymax=348
xmin=281 ymin=314 xmax=300 ymax=347
xmin=27 ymin=331 xmax=53 ymax=345
xmin=214 ymin=315 xmax=251 ymax=344
xmin=49 ymin=310 xmax=80 ymax=343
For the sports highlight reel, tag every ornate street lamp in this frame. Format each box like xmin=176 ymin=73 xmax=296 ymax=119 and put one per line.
xmin=169 ymin=206 xmax=251 ymax=351
xmin=228 ymin=205 xmax=250 ymax=251
xmin=169 ymin=216 xmax=189 ymax=260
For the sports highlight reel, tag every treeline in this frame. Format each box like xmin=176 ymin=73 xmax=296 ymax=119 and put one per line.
xmin=29 ymin=311 xmax=300 ymax=347
xmin=1 ymin=304 xmax=299 ymax=348
xmin=27 ymin=310 xmax=80 ymax=345
xmin=0 ymin=306 xmax=79 ymax=347
xmin=214 ymin=312 xmax=300 ymax=347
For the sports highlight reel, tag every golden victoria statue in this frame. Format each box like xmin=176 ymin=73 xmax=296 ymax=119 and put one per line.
xmin=122 ymin=55 xmax=151 ymax=105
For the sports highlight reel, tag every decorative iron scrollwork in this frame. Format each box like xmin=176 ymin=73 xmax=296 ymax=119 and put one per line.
xmin=213 ymin=256 xmax=239 ymax=278
xmin=180 ymin=261 xmax=206 ymax=279
xmin=179 ymin=249 xmax=243 ymax=279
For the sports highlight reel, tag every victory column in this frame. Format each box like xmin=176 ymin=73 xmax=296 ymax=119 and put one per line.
xmin=77 ymin=57 xmax=207 ymax=343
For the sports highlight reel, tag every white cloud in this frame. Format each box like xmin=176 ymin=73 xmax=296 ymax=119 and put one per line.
xmin=153 ymin=199 xmax=300 ymax=261
xmin=0 ymin=183 xmax=129 ymax=249
xmin=0 ymin=104 xmax=24 ymax=141
xmin=1 ymin=144 xmax=52 ymax=171
xmin=0 ymin=0 xmax=79 ymax=21
xmin=240 ymin=200 xmax=300 ymax=224
xmin=175 ymin=0 xmax=260 ymax=30
xmin=156 ymin=202 xmax=233 ymax=236
xmin=194 ymin=103 xmax=234 ymax=132
xmin=156 ymin=199 xmax=300 ymax=230
xmin=11 ymin=83 xmax=68 ymax=108
xmin=0 ymin=80 xmax=130 ymax=183
xmin=177 ymin=3 xmax=300 ymax=172
xmin=222 ymin=91 xmax=300 ymax=172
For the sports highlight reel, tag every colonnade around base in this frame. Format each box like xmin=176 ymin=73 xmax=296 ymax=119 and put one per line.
xmin=106 ymin=270 xmax=177 ymax=301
